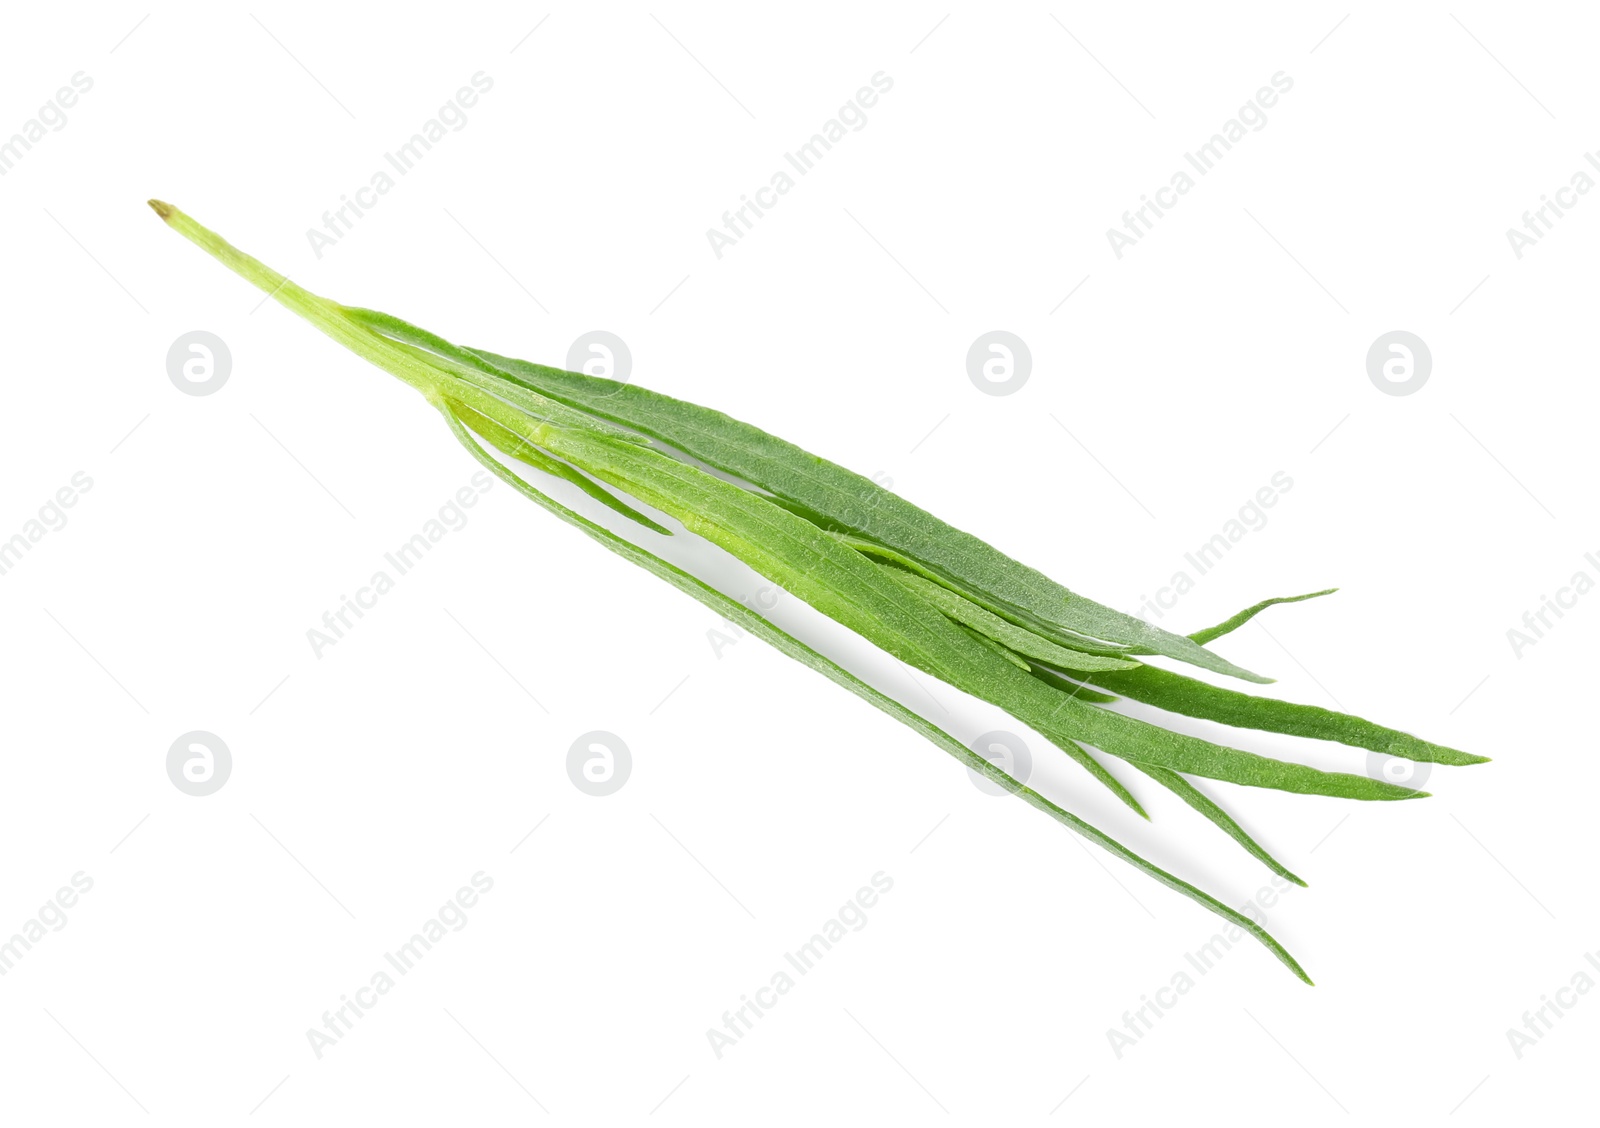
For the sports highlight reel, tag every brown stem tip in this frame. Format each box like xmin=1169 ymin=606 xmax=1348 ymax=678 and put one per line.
xmin=147 ymin=199 xmax=173 ymax=220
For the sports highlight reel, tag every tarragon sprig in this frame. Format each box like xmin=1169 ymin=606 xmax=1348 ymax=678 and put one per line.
xmin=151 ymin=200 xmax=1489 ymax=982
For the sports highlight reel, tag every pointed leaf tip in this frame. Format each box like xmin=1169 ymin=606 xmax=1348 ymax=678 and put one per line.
xmin=148 ymin=199 xmax=173 ymax=220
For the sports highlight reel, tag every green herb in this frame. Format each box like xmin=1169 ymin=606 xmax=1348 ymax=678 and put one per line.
xmin=151 ymin=201 xmax=1489 ymax=982
xmin=359 ymin=313 xmax=1269 ymax=680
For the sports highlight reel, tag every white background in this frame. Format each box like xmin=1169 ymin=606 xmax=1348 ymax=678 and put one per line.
xmin=0 ymin=2 xmax=1592 ymax=1123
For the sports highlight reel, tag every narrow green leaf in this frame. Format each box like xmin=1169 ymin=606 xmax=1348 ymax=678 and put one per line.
xmin=1080 ymin=664 xmax=1489 ymax=767
xmin=1127 ymin=760 xmax=1306 ymax=886
xmin=430 ymin=365 xmax=1438 ymax=800
xmin=1186 ymin=589 xmax=1339 ymax=645
xmin=440 ymin=403 xmax=1310 ymax=983
xmin=957 ymin=622 xmax=1033 ymax=671
xmin=1044 ymin=697 xmax=1430 ymax=801
xmin=877 ymin=565 xmax=1143 ymax=672
xmin=352 ymin=318 xmax=1270 ymax=684
xmin=397 ymin=375 xmax=1429 ymax=806
xmin=823 ymin=531 xmax=1137 ymax=657
xmin=1031 ymin=665 xmax=1119 ymax=705
xmin=452 ymin=400 xmax=674 ymax=536
xmin=517 ymin=401 xmax=1428 ymax=802
xmin=456 ymin=396 xmax=1168 ymax=816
